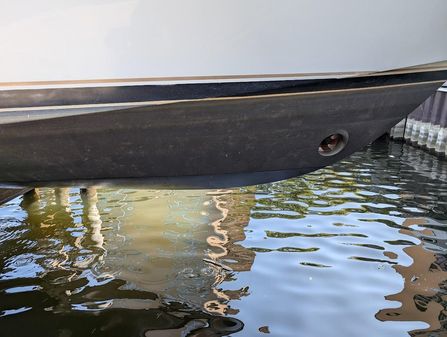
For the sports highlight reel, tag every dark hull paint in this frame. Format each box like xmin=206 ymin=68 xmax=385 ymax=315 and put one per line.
xmin=0 ymin=76 xmax=444 ymax=188
xmin=0 ymin=188 xmax=31 ymax=204
xmin=2 ymin=70 xmax=447 ymax=109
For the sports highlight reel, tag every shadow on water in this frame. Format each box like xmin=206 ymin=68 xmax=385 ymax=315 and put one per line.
xmin=0 ymin=140 xmax=447 ymax=336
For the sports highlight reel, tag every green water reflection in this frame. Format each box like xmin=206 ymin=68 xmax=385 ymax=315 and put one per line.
xmin=0 ymin=140 xmax=447 ymax=337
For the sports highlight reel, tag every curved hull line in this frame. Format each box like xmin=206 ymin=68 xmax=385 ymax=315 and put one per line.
xmin=1 ymin=78 xmax=445 ymax=113
xmin=1 ymin=61 xmax=446 ymax=91
xmin=2 ymin=69 xmax=447 ymax=110
xmin=0 ymin=71 xmax=370 ymax=89
xmin=1 ymin=78 xmax=445 ymax=125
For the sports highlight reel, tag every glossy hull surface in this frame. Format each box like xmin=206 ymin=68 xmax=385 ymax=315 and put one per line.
xmin=1 ymin=0 xmax=447 ymax=84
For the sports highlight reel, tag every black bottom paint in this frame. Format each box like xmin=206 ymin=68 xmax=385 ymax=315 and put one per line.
xmin=0 ymin=76 xmax=444 ymax=188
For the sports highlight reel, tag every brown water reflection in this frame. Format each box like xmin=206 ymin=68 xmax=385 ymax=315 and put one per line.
xmin=1 ymin=141 xmax=447 ymax=337
xmin=377 ymin=218 xmax=447 ymax=337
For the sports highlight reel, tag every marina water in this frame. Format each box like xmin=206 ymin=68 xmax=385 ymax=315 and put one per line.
xmin=0 ymin=140 xmax=447 ymax=337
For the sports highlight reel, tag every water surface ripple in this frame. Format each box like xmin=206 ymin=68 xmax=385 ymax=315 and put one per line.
xmin=1 ymin=141 xmax=447 ymax=337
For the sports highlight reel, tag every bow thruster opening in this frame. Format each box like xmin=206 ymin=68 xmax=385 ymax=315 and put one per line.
xmin=318 ymin=133 xmax=348 ymax=156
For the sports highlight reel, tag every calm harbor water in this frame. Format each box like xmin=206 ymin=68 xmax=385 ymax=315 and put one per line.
xmin=1 ymin=140 xmax=447 ymax=337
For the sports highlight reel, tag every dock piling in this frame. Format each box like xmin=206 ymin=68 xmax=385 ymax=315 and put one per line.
xmin=391 ymin=87 xmax=447 ymax=158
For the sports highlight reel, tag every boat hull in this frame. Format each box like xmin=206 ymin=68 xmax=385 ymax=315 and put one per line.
xmin=2 ymin=0 xmax=447 ymax=84
xmin=1 ymin=0 xmax=447 ymax=187
xmin=0 ymin=73 xmax=444 ymax=188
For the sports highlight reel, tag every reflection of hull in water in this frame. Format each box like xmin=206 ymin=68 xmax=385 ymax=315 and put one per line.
xmin=0 ymin=188 xmax=253 ymax=336
xmin=97 ymin=189 xmax=255 ymax=315
xmin=100 ymin=190 xmax=226 ymax=310
xmin=8 ymin=188 xmax=254 ymax=322
xmin=1 ymin=70 xmax=446 ymax=188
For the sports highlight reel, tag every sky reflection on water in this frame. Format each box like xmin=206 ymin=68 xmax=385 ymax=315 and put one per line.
xmin=0 ymin=140 xmax=447 ymax=337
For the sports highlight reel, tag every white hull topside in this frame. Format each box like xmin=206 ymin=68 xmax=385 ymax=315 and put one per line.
xmin=1 ymin=0 xmax=447 ymax=89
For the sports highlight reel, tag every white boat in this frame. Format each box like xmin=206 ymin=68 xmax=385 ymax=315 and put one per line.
xmin=0 ymin=0 xmax=446 ymax=187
